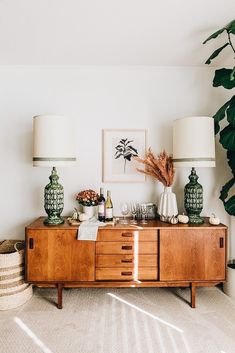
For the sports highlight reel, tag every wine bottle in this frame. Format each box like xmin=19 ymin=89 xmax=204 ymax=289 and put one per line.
xmin=98 ymin=187 xmax=105 ymax=222
xmin=105 ymin=190 xmax=113 ymax=222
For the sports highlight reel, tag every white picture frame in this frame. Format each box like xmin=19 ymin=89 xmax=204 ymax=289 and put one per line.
xmin=102 ymin=129 xmax=147 ymax=183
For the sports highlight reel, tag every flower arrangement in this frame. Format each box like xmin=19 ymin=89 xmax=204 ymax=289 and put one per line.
xmin=135 ymin=149 xmax=175 ymax=186
xmin=76 ymin=189 xmax=99 ymax=206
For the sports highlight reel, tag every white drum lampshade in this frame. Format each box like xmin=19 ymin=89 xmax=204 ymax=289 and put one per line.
xmin=33 ymin=115 xmax=76 ymax=225
xmin=33 ymin=115 xmax=76 ymax=167
xmin=173 ymin=116 xmax=215 ymax=168
xmin=173 ymin=116 xmax=215 ymax=224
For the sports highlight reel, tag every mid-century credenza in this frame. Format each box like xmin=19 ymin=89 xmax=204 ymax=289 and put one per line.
xmin=25 ymin=217 xmax=227 ymax=309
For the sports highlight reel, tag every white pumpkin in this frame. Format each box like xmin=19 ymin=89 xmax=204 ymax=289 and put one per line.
xmin=169 ymin=215 xmax=178 ymax=224
xmin=79 ymin=213 xmax=90 ymax=222
xmin=209 ymin=213 xmax=220 ymax=225
xmin=178 ymin=213 xmax=189 ymax=224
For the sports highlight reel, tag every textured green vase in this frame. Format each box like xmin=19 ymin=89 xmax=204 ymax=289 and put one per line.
xmin=184 ymin=168 xmax=204 ymax=224
xmin=44 ymin=167 xmax=64 ymax=225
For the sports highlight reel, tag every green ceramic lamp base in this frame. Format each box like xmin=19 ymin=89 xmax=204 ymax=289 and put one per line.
xmin=184 ymin=167 xmax=204 ymax=224
xmin=43 ymin=167 xmax=64 ymax=225
xmin=187 ymin=214 xmax=204 ymax=224
xmin=44 ymin=215 xmax=64 ymax=225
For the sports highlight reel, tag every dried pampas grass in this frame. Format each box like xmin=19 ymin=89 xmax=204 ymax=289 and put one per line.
xmin=135 ymin=149 xmax=175 ymax=187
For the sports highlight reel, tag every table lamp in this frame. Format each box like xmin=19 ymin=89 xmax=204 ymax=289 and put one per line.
xmin=173 ymin=116 xmax=215 ymax=224
xmin=33 ymin=115 xmax=76 ymax=225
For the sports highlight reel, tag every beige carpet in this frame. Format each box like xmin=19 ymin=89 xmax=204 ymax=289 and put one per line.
xmin=1 ymin=286 xmax=235 ymax=353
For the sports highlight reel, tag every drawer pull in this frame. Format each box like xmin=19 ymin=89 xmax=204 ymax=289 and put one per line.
xmin=121 ymin=245 xmax=132 ymax=250
xmin=121 ymin=259 xmax=133 ymax=263
xmin=29 ymin=238 xmax=34 ymax=249
xmin=121 ymin=271 xmax=132 ymax=276
xmin=122 ymin=232 xmax=133 ymax=237
xmin=220 ymin=237 xmax=224 ymax=248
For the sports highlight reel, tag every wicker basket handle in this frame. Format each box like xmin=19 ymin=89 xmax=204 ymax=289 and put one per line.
xmin=14 ymin=241 xmax=24 ymax=253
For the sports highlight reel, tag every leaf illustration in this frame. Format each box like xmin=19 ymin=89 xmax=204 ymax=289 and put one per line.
xmin=114 ymin=137 xmax=139 ymax=173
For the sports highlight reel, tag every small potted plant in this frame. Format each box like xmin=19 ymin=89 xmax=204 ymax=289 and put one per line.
xmin=76 ymin=189 xmax=99 ymax=218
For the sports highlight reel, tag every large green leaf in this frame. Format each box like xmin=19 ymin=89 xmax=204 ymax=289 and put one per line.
xmin=230 ymin=67 xmax=235 ymax=81
xmin=220 ymin=125 xmax=235 ymax=150
xmin=203 ymin=28 xmax=225 ymax=44
xmin=205 ymin=43 xmax=229 ymax=64
xmin=227 ymin=150 xmax=235 ymax=175
xmin=213 ymin=99 xmax=231 ymax=123
xmin=213 ymin=69 xmax=235 ymax=89
xmin=227 ymin=96 xmax=235 ymax=127
xmin=214 ymin=121 xmax=220 ymax=135
xmin=213 ymin=99 xmax=231 ymax=134
xmin=219 ymin=177 xmax=235 ymax=201
xmin=220 ymin=176 xmax=235 ymax=216
xmin=224 ymin=196 xmax=235 ymax=216
xmin=226 ymin=19 xmax=235 ymax=34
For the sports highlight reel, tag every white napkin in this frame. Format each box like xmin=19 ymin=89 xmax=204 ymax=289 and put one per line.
xmin=77 ymin=217 xmax=106 ymax=241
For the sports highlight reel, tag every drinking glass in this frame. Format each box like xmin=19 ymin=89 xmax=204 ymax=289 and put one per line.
xmin=130 ymin=203 xmax=137 ymax=224
xmin=141 ymin=204 xmax=147 ymax=224
xmin=120 ymin=202 xmax=129 ymax=224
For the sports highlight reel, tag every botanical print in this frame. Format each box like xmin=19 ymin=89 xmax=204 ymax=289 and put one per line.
xmin=103 ymin=129 xmax=146 ymax=182
xmin=114 ymin=138 xmax=138 ymax=173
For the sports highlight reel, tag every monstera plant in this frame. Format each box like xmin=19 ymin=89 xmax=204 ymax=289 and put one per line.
xmin=204 ymin=19 xmax=235 ymax=215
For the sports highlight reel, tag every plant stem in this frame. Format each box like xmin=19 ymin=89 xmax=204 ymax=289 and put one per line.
xmin=227 ymin=30 xmax=235 ymax=58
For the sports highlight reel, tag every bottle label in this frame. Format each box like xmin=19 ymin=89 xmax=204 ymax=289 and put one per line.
xmin=98 ymin=204 xmax=105 ymax=215
xmin=105 ymin=208 xmax=113 ymax=219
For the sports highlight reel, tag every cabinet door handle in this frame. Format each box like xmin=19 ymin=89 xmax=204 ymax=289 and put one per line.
xmin=122 ymin=232 xmax=133 ymax=237
xmin=121 ymin=271 xmax=132 ymax=276
xmin=121 ymin=245 xmax=132 ymax=250
xmin=121 ymin=259 xmax=133 ymax=263
xmin=219 ymin=237 xmax=224 ymax=248
xmin=29 ymin=238 xmax=34 ymax=249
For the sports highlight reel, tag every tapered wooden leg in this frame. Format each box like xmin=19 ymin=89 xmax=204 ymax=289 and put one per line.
xmin=190 ymin=283 xmax=196 ymax=308
xmin=57 ymin=283 xmax=63 ymax=309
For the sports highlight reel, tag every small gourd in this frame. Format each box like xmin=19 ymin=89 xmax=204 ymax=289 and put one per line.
xmin=169 ymin=215 xmax=178 ymax=224
xmin=209 ymin=213 xmax=220 ymax=225
xmin=178 ymin=213 xmax=189 ymax=224
xmin=72 ymin=208 xmax=80 ymax=220
xmin=79 ymin=213 xmax=90 ymax=222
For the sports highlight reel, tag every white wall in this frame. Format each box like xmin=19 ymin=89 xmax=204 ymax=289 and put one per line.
xmin=0 ymin=65 xmax=233 ymax=256
xmin=0 ymin=0 xmax=234 ymax=66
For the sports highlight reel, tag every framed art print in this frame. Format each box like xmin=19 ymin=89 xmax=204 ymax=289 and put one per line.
xmin=102 ymin=129 xmax=147 ymax=183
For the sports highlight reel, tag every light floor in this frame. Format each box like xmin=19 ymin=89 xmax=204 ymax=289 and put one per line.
xmin=1 ymin=286 xmax=235 ymax=353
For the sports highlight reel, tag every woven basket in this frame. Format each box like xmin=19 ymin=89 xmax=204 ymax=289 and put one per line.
xmin=0 ymin=240 xmax=33 ymax=310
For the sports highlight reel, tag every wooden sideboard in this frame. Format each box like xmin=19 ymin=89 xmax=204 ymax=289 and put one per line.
xmin=25 ymin=217 xmax=227 ymax=309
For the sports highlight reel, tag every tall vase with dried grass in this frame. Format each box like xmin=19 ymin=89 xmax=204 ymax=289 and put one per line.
xmin=135 ymin=149 xmax=178 ymax=220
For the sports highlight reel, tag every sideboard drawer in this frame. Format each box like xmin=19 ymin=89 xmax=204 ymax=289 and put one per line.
xmin=96 ymin=254 xmax=157 ymax=267
xmin=96 ymin=242 xmax=134 ymax=254
xmin=96 ymin=267 xmax=157 ymax=281
xmin=96 ymin=241 xmax=157 ymax=255
xmin=97 ymin=229 xmax=158 ymax=242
